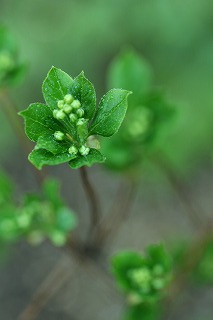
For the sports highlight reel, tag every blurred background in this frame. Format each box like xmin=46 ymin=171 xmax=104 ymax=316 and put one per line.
xmin=0 ymin=0 xmax=213 ymax=319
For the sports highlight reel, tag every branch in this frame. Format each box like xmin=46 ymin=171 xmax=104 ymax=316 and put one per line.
xmin=93 ymin=179 xmax=137 ymax=248
xmin=0 ymin=89 xmax=46 ymax=185
xmin=79 ymin=166 xmax=102 ymax=238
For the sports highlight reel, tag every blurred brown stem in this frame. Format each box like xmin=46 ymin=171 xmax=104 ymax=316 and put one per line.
xmin=151 ymin=151 xmax=203 ymax=229
xmin=161 ymin=220 xmax=213 ymax=320
xmin=0 ymin=89 xmax=45 ymax=185
xmin=93 ymin=179 xmax=137 ymax=248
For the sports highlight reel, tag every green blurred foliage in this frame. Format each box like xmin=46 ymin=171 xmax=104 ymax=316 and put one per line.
xmin=111 ymin=244 xmax=172 ymax=305
xmin=0 ymin=172 xmax=77 ymax=248
xmin=193 ymin=239 xmax=213 ymax=284
xmin=0 ymin=25 xmax=26 ymax=88
xmin=123 ymin=303 xmax=160 ymax=320
xmin=101 ymin=48 xmax=174 ymax=176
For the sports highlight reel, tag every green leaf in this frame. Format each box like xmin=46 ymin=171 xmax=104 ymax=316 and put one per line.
xmin=107 ymin=48 xmax=152 ymax=101
xmin=37 ymin=133 xmax=69 ymax=154
xmin=56 ymin=207 xmax=78 ymax=232
xmin=29 ymin=148 xmax=77 ymax=170
xmin=71 ymin=72 xmax=96 ymax=120
xmin=146 ymin=244 xmax=172 ymax=272
xmin=111 ymin=251 xmax=146 ymax=291
xmin=19 ymin=103 xmax=61 ymax=142
xmin=90 ymin=89 xmax=131 ymax=137
xmin=0 ymin=26 xmax=17 ymax=53
xmin=69 ymin=148 xmax=105 ymax=169
xmin=193 ymin=240 xmax=213 ymax=284
xmin=0 ymin=26 xmax=27 ymax=88
xmin=124 ymin=304 xmax=160 ymax=320
xmin=42 ymin=66 xmax=74 ymax=110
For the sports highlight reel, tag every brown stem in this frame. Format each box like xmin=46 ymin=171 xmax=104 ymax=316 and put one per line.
xmin=151 ymin=152 xmax=202 ymax=229
xmin=79 ymin=166 xmax=101 ymax=237
xmin=18 ymin=240 xmax=117 ymax=320
xmin=0 ymin=89 xmax=46 ymax=185
xmin=18 ymin=258 xmax=73 ymax=320
xmin=93 ymin=179 xmax=137 ymax=248
xmin=161 ymin=221 xmax=213 ymax=320
xmin=0 ymin=89 xmax=32 ymax=154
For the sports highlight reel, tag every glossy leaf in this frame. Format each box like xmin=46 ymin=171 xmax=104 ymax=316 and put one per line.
xmin=90 ymin=89 xmax=131 ymax=137
xmin=19 ymin=103 xmax=61 ymax=142
xmin=71 ymin=72 xmax=96 ymax=120
xmin=29 ymin=148 xmax=76 ymax=169
xmin=42 ymin=66 xmax=74 ymax=110
xmin=37 ymin=133 xmax=69 ymax=154
xmin=69 ymin=148 xmax=105 ymax=169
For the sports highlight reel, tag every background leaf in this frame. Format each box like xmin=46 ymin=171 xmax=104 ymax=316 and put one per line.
xmin=108 ymin=48 xmax=152 ymax=103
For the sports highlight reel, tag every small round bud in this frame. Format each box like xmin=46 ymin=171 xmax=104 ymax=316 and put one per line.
xmin=68 ymin=145 xmax=78 ymax=155
xmin=152 ymin=265 xmax=164 ymax=276
xmin=63 ymin=104 xmax=72 ymax=114
xmin=69 ymin=113 xmax=77 ymax=122
xmin=71 ymin=99 xmax=81 ymax=109
xmin=76 ymin=108 xmax=84 ymax=117
xmin=0 ymin=52 xmax=15 ymax=71
xmin=79 ymin=145 xmax=90 ymax=156
xmin=54 ymin=131 xmax=65 ymax=141
xmin=152 ymin=278 xmax=165 ymax=290
xmin=53 ymin=109 xmax=66 ymax=120
xmin=64 ymin=94 xmax=74 ymax=104
xmin=86 ymin=136 xmax=100 ymax=149
xmin=57 ymin=100 xmax=64 ymax=109
xmin=76 ymin=118 xmax=86 ymax=126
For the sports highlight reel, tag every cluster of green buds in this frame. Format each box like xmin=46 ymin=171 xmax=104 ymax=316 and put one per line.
xmin=52 ymin=93 xmax=90 ymax=156
xmin=127 ymin=264 xmax=168 ymax=304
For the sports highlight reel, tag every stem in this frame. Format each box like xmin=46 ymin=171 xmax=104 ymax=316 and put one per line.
xmin=0 ymin=89 xmax=46 ymax=185
xmin=161 ymin=221 xmax=213 ymax=320
xmin=151 ymin=152 xmax=202 ymax=229
xmin=93 ymin=179 xmax=137 ymax=248
xmin=0 ymin=89 xmax=32 ymax=154
xmin=79 ymin=166 xmax=101 ymax=238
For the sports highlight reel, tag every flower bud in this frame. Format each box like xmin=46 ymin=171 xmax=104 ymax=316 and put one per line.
xmin=76 ymin=108 xmax=84 ymax=117
xmin=152 ymin=278 xmax=165 ymax=290
xmin=63 ymin=104 xmax=72 ymax=114
xmin=86 ymin=136 xmax=100 ymax=149
xmin=64 ymin=94 xmax=74 ymax=104
xmin=69 ymin=113 xmax=77 ymax=122
xmin=71 ymin=99 xmax=81 ymax=109
xmin=76 ymin=118 xmax=86 ymax=126
xmin=53 ymin=109 xmax=66 ymax=120
xmin=68 ymin=145 xmax=78 ymax=155
xmin=57 ymin=100 xmax=64 ymax=109
xmin=79 ymin=145 xmax=90 ymax=156
xmin=54 ymin=131 xmax=65 ymax=141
